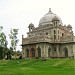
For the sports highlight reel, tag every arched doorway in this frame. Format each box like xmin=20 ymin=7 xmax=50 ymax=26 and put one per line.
xmin=48 ymin=47 xmax=51 ymax=57
xmin=26 ymin=48 xmax=29 ymax=58
xmin=37 ymin=47 xmax=41 ymax=57
xmin=31 ymin=48 xmax=35 ymax=57
xmin=63 ymin=47 xmax=68 ymax=58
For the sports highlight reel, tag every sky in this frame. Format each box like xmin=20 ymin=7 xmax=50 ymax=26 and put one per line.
xmin=0 ymin=0 xmax=75 ymax=51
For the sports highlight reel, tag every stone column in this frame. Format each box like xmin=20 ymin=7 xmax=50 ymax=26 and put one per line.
xmin=35 ymin=48 xmax=38 ymax=57
xmin=57 ymin=45 xmax=60 ymax=58
xmin=24 ymin=49 xmax=26 ymax=58
xmin=41 ymin=44 xmax=44 ymax=58
xmin=29 ymin=49 xmax=31 ymax=58
xmin=44 ymin=44 xmax=46 ymax=58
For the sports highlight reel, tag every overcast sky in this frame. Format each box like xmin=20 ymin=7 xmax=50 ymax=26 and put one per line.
xmin=0 ymin=0 xmax=75 ymax=50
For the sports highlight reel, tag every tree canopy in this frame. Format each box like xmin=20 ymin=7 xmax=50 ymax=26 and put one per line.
xmin=0 ymin=26 xmax=19 ymax=60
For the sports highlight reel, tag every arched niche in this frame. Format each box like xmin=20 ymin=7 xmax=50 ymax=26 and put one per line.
xmin=48 ymin=47 xmax=51 ymax=57
xmin=37 ymin=47 xmax=41 ymax=57
xmin=26 ymin=48 xmax=29 ymax=58
xmin=31 ymin=48 xmax=35 ymax=57
xmin=63 ymin=47 xmax=68 ymax=58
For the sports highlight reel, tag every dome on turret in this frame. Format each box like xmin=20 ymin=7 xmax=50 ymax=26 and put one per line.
xmin=52 ymin=16 xmax=59 ymax=21
xmin=39 ymin=8 xmax=62 ymax=26
xmin=28 ymin=23 xmax=34 ymax=28
xmin=67 ymin=24 xmax=72 ymax=28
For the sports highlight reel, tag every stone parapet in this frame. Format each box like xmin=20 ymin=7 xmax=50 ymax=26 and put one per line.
xmin=22 ymin=35 xmax=52 ymax=44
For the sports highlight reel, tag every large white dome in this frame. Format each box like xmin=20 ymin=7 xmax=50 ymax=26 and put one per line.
xmin=39 ymin=8 xmax=62 ymax=26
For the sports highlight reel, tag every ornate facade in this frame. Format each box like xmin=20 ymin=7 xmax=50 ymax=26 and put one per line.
xmin=22 ymin=8 xmax=75 ymax=58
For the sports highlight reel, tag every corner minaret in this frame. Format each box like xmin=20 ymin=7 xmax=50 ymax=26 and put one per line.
xmin=52 ymin=16 xmax=59 ymax=27
xmin=28 ymin=23 xmax=34 ymax=32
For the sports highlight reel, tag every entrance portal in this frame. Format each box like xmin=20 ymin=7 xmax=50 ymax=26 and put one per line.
xmin=63 ymin=47 xmax=68 ymax=58
xmin=48 ymin=47 xmax=51 ymax=57
xmin=37 ymin=47 xmax=41 ymax=57
xmin=26 ymin=48 xmax=29 ymax=58
xmin=31 ymin=48 xmax=35 ymax=57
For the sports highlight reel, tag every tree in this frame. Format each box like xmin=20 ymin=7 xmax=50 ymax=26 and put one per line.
xmin=16 ymin=50 xmax=22 ymax=59
xmin=0 ymin=26 xmax=8 ymax=59
xmin=9 ymin=28 xmax=19 ymax=59
xmin=0 ymin=46 xmax=3 ymax=59
xmin=6 ymin=47 xmax=13 ymax=59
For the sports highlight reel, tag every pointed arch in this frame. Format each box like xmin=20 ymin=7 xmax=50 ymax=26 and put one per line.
xmin=48 ymin=47 xmax=51 ymax=57
xmin=37 ymin=47 xmax=41 ymax=57
xmin=31 ymin=48 xmax=35 ymax=57
xmin=63 ymin=47 xmax=68 ymax=58
xmin=26 ymin=48 xmax=29 ymax=58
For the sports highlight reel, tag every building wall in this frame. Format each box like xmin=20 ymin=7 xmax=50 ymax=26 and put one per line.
xmin=60 ymin=43 xmax=74 ymax=58
xmin=22 ymin=20 xmax=74 ymax=58
xmin=73 ymin=43 xmax=75 ymax=58
xmin=22 ymin=43 xmax=74 ymax=58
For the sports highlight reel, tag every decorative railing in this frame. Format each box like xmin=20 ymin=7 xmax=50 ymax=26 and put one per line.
xmin=22 ymin=35 xmax=75 ymax=45
xmin=22 ymin=36 xmax=52 ymax=44
xmin=60 ymin=36 xmax=73 ymax=42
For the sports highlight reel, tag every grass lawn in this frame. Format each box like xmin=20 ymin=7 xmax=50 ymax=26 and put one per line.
xmin=0 ymin=58 xmax=75 ymax=75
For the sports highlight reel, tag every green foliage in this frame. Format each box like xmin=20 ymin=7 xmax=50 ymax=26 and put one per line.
xmin=6 ymin=47 xmax=13 ymax=59
xmin=0 ymin=26 xmax=19 ymax=59
xmin=0 ymin=59 xmax=75 ymax=75
xmin=0 ymin=26 xmax=6 ymax=47
xmin=9 ymin=28 xmax=19 ymax=50
xmin=0 ymin=26 xmax=8 ymax=59
xmin=0 ymin=46 xmax=4 ymax=59
xmin=9 ymin=28 xmax=19 ymax=59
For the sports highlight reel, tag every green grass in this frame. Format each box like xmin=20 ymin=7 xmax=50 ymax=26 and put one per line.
xmin=0 ymin=58 xmax=75 ymax=75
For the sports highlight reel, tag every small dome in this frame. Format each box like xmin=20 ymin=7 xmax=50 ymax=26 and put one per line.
xmin=67 ymin=24 xmax=72 ymax=28
xmin=39 ymin=8 xmax=62 ymax=26
xmin=28 ymin=23 xmax=34 ymax=27
xmin=52 ymin=16 xmax=59 ymax=21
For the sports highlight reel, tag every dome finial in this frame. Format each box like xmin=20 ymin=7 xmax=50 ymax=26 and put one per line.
xmin=49 ymin=8 xmax=52 ymax=12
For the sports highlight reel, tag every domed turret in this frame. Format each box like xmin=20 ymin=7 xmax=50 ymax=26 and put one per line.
xmin=67 ymin=24 xmax=72 ymax=28
xmin=67 ymin=24 xmax=72 ymax=32
xmin=28 ymin=23 xmax=34 ymax=32
xmin=52 ymin=16 xmax=59 ymax=21
xmin=28 ymin=23 xmax=34 ymax=27
xmin=39 ymin=8 xmax=62 ymax=26
xmin=52 ymin=16 xmax=60 ymax=27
